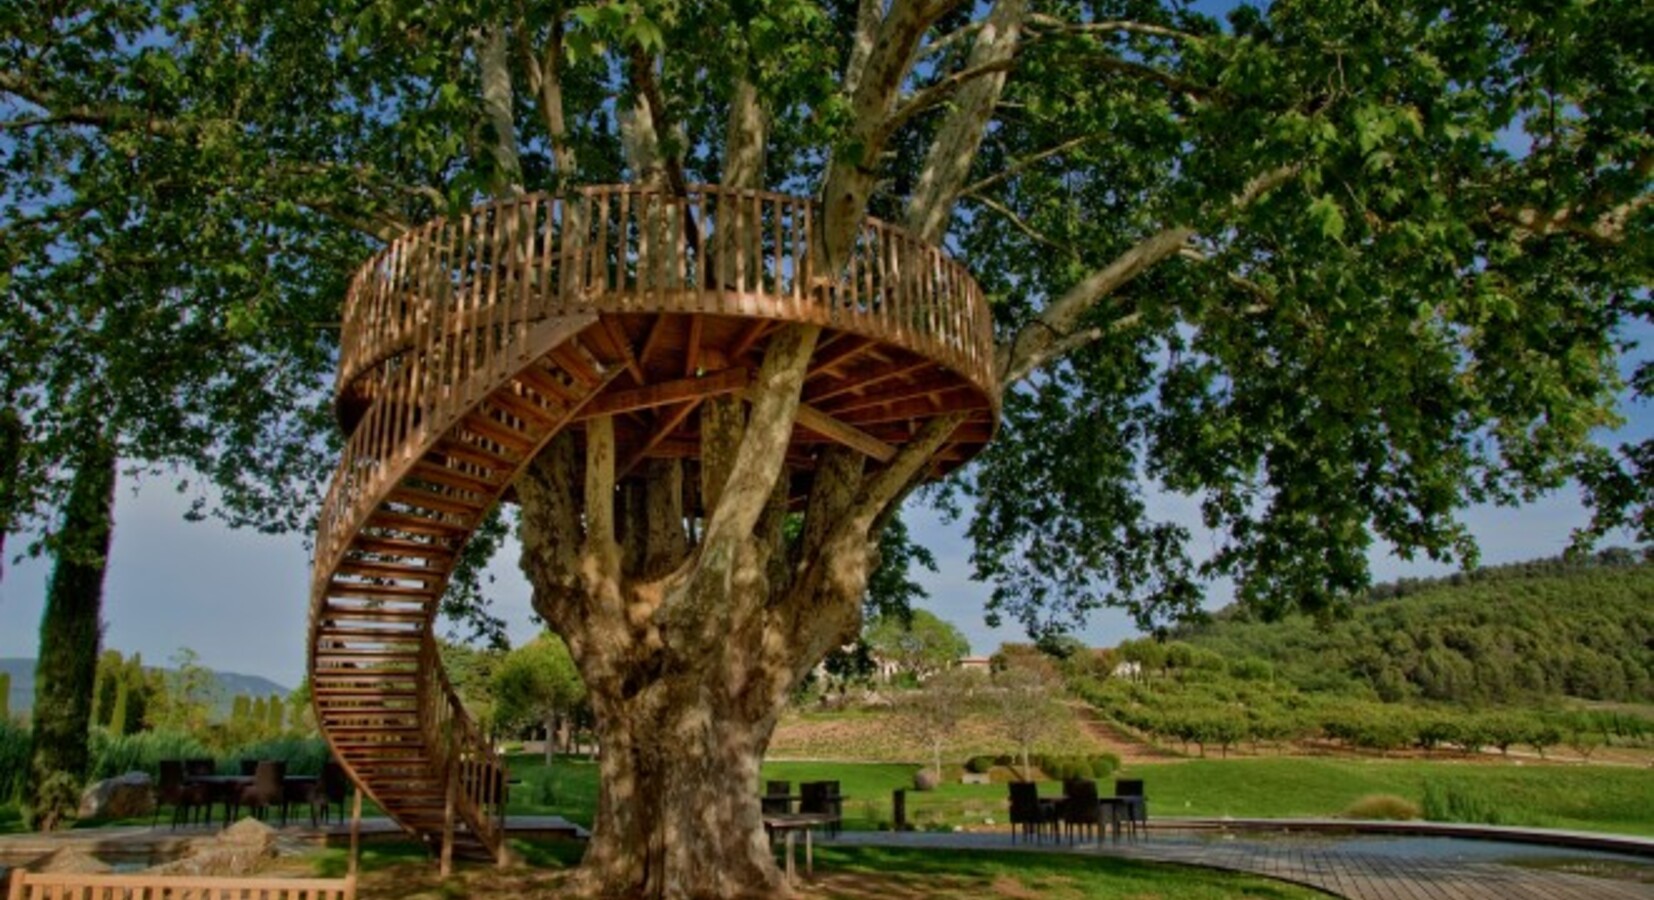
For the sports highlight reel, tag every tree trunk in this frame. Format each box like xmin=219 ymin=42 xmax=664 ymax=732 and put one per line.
xmin=545 ymin=712 xmax=556 ymax=767
xmin=576 ymin=672 xmax=785 ymax=899
xmin=25 ymin=433 xmax=115 ymax=831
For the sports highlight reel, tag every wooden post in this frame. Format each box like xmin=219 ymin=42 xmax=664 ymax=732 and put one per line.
xmin=348 ymin=787 xmax=364 ymax=895
xmin=441 ymin=756 xmax=456 ymax=878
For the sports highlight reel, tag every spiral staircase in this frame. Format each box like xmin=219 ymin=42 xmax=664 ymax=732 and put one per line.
xmin=308 ymin=185 xmax=998 ymax=865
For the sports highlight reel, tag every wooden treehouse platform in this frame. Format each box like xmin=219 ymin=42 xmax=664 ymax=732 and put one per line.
xmin=307 ymin=183 xmax=997 ymax=864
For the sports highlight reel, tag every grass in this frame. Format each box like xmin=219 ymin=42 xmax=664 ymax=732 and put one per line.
xmin=498 ymin=754 xmax=1654 ymax=838
xmin=1121 ymin=758 xmax=1654 ymax=836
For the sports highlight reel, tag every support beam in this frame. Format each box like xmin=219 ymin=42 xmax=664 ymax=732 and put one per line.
xmin=637 ymin=313 xmax=671 ymax=369
xmin=619 ymin=400 xmax=703 ymax=477
xmin=792 ymin=402 xmax=897 ymax=463
xmin=577 ymin=367 xmax=749 ymax=419
xmin=685 ymin=314 xmax=703 ymax=376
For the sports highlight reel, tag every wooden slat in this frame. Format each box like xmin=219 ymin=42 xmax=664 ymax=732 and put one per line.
xmin=577 ymin=367 xmax=748 ymax=419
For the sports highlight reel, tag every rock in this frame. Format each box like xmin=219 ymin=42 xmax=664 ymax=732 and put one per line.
xmin=77 ymin=771 xmax=155 ymax=820
xmin=913 ymin=769 xmax=940 ymax=791
xmin=28 ymin=846 xmax=114 ymax=874
xmin=145 ymin=817 xmax=278 ymax=877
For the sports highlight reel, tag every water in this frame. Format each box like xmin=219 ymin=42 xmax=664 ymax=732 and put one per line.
xmin=1174 ymin=829 xmax=1654 ymax=868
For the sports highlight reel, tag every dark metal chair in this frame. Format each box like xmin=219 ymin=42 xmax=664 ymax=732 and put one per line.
xmin=1114 ymin=778 xmax=1147 ymax=838
xmin=153 ymin=760 xmax=210 ymax=830
xmin=762 ymin=780 xmax=792 ymax=815
xmin=1007 ymin=781 xmax=1055 ymax=844
xmin=1061 ymin=778 xmax=1113 ymax=844
xmin=799 ymin=781 xmax=843 ymax=838
xmin=236 ymin=760 xmax=288 ymax=825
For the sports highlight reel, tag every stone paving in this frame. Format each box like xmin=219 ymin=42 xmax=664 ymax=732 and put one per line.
xmin=835 ymin=830 xmax=1654 ymax=899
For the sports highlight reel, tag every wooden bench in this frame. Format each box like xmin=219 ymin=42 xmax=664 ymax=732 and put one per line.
xmin=7 ymin=872 xmax=356 ymax=900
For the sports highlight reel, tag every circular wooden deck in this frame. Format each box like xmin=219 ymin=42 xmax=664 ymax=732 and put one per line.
xmin=334 ymin=184 xmax=998 ymax=498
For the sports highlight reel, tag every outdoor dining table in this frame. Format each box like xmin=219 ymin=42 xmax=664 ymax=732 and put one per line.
xmin=761 ymin=812 xmax=838 ymax=884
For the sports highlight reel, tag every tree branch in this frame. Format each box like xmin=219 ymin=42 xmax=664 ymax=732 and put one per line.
xmin=959 ymin=131 xmax=1110 ymax=198
xmin=996 ymin=164 xmax=1299 ymax=384
xmin=478 ymin=24 xmax=525 ymax=196
xmin=883 ymin=57 xmax=1019 ymax=141
xmin=1026 ymin=13 xmax=1204 ymax=44
xmin=967 ymin=193 xmax=1072 ymax=254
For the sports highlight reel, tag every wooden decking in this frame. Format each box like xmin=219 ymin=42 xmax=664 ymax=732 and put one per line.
xmin=308 ymin=184 xmax=995 ymax=866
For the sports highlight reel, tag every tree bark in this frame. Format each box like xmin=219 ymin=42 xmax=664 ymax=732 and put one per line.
xmin=24 ymin=431 xmax=115 ymax=831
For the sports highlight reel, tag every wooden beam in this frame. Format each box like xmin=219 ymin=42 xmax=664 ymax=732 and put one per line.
xmin=793 ymin=401 xmax=897 ymax=463
xmin=577 ymin=367 xmax=749 ymax=419
xmin=684 ymin=314 xmax=703 ymax=376
xmin=600 ymin=317 xmax=646 ymax=384
xmin=728 ymin=319 xmax=772 ymax=361
xmin=806 ymin=335 xmax=876 ymax=379
xmin=619 ymin=400 xmax=703 ymax=476
xmin=806 ymin=359 xmax=934 ymax=406
xmin=637 ymin=314 xmax=671 ymax=370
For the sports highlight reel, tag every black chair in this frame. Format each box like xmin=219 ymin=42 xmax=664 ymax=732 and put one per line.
xmin=154 ymin=760 xmax=210 ymax=830
xmin=184 ymin=758 xmax=217 ymax=777
xmin=236 ymin=760 xmax=288 ymax=825
xmin=1008 ymin=782 xmax=1056 ymax=844
xmin=317 ymin=761 xmax=349 ymax=824
xmin=762 ymin=780 xmax=792 ymax=815
xmin=239 ymin=759 xmax=260 ymax=776
xmin=799 ymin=781 xmax=843 ymax=838
xmin=1115 ymin=778 xmax=1147 ymax=838
xmin=1062 ymin=778 xmax=1117 ymax=844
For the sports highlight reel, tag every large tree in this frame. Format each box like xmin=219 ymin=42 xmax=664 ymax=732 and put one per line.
xmin=6 ymin=0 xmax=1652 ymax=893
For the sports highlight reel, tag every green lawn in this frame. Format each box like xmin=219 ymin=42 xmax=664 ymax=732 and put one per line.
xmin=502 ymin=754 xmax=1654 ymax=837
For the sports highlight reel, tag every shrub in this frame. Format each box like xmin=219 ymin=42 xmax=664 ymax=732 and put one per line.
xmin=1344 ymin=794 xmax=1421 ymax=821
xmin=223 ymin=736 xmax=329 ymax=775
xmin=1421 ymin=778 xmax=1506 ymax=826
xmin=964 ymin=754 xmax=997 ymax=774
xmin=0 ymin=719 xmax=28 ymax=803
xmin=89 ymin=729 xmax=213 ymax=780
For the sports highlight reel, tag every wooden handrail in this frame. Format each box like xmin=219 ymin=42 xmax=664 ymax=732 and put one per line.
xmin=335 ymin=185 xmax=995 ymax=425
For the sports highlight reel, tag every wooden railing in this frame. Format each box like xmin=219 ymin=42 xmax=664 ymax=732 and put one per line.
xmin=336 ymin=184 xmax=996 ymax=428
xmin=419 ymin=636 xmax=507 ymax=857
xmin=6 ymin=873 xmax=355 ymax=900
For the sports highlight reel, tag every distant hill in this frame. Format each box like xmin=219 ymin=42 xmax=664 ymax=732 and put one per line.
xmin=1173 ymin=552 xmax=1654 ymax=705
xmin=1 ymin=658 xmax=289 ymax=718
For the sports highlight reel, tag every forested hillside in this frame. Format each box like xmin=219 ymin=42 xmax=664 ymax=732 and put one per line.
xmin=1175 ymin=553 xmax=1654 ymax=705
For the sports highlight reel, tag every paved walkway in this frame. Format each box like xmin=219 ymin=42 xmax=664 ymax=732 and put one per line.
xmin=835 ymin=831 xmax=1654 ymax=899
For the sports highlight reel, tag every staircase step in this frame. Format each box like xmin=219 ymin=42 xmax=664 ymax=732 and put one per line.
xmin=313 ymin=626 xmax=423 ymax=641
xmin=486 ymin=386 xmax=563 ymax=426
xmin=315 ymin=648 xmax=422 ymax=661
xmin=432 ymin=437 xmax=517 ymax=472
xmin=387 ymin=485 xmax=487 ymax=518
xmin=459 ymin=411 xmax=536 ymax=453
xmin=328 ymin=580 xmax=434 ymax=600
xmin=320 ymin=604 xmax=429 ymax=622
xmin=366 ymin=510 xmax=472 ymax=538
xmin=335 ymin=560 xmax=445 ymax=583
xmin=514 ymin=364 xmax=580 ymax=404
xmin=410 ymin=462 xmax=501 ymax=496
xmin=350 ymin=535 xmax=456 ymax=560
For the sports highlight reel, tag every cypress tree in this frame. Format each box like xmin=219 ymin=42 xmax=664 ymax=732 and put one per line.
xmin=266 ymin=696 xmax=283 ymax=734
xmin=108 ymin=679 xmax=129 ymax=738
xmin=251 ymin=697 xmax=267 ymax=733
xmin=231 ymin=694 xmax=251 ymax=731
xmin=24 ymin=435 xmax=116 ymax=831
xmin=0 ymin=671 xmax=11 ymax=722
